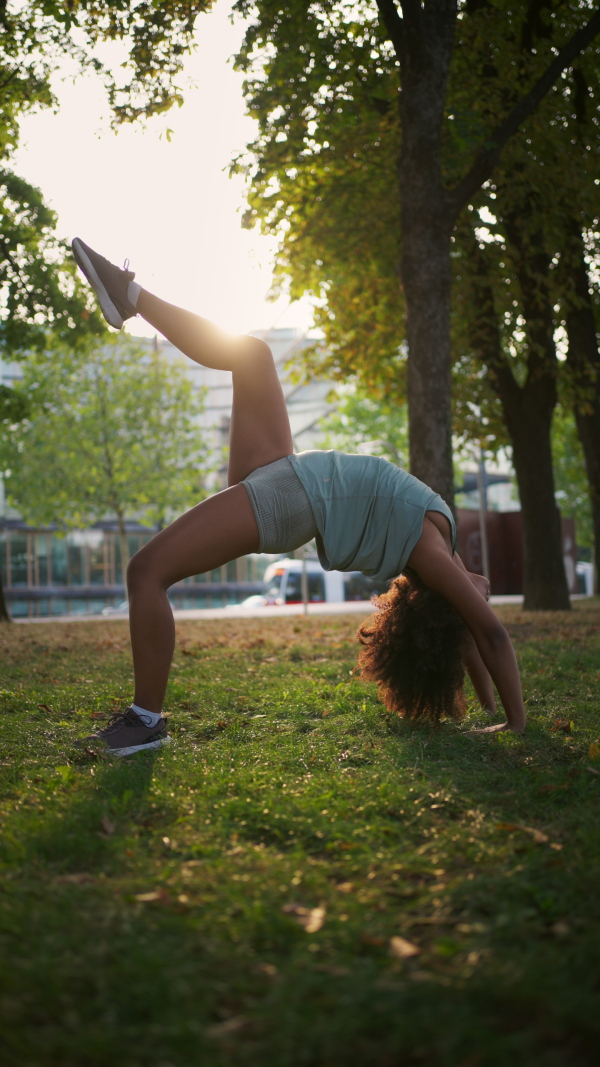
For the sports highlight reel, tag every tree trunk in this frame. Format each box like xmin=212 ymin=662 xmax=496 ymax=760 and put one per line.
xmin=564 ymin=234 xmax=600 ymax=595
xmin=464 ymin=227 xmax=570 ymax=609
xmin=508 ymin=402 xmax=570 ymax=610
xmin=396 ymin=1 xmax=457 ymax=505
xmin=0 ymin=572 xmax=11 ymax=622
xmin=117 ymin=514 xmax=130 ymax=598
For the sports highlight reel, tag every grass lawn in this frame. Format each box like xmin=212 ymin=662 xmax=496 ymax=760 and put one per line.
xmin=1 ymin=601 xmax=600 ymax=1066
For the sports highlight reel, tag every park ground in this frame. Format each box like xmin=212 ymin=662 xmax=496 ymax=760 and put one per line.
xmin=1 ymin=601 xmax=600 ymax=1066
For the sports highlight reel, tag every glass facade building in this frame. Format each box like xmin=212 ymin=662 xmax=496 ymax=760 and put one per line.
xmin=0 ymin=522 xmax=275 ymax=617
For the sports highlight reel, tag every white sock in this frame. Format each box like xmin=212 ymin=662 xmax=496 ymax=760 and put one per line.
xmin=131 ymin=703 xmax=162 ymax=727
xmin=127 ymin=280 xmax=142 ymax=308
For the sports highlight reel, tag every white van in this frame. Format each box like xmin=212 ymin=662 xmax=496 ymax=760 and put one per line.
xmin=262 ymin=558 xmax=386 ymax=605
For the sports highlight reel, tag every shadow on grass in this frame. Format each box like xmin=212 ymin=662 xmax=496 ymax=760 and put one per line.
xmin=1 ymin=751 xmax=158 ymax=873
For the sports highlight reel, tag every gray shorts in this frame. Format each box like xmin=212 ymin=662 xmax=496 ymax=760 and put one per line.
xmin=242 ymin=456 xmax=318 ymax=553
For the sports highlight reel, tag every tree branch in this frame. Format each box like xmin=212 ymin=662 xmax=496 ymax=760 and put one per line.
xmin=375 ymin=0 xmax=404 ymax=61
xmin=449 ymin=6 xmax=600 ymax=215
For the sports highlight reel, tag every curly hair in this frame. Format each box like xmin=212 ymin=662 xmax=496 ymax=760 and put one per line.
xmin=356 ymin=569 xmax=470 ymax=724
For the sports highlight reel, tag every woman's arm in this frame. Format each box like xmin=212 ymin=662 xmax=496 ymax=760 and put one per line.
xmin=407 ymin=520 xmax=526 ymax=733
xmin=452 ymin=552 xmax=496 ymax=716
xmin=464 ymin=635 xmax=497 ymax=715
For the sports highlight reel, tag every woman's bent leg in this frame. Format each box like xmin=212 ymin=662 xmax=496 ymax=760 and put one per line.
xmin=136 ymin=289 xmax=293 ymax=483
xmin=127 ymin=484 xmax=259 ymax=713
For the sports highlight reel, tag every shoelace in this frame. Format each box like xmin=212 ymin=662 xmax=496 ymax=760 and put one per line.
xmin=100 ymin=708 xmax=144 ymax=734
xmin=122 ymin=257 xmax=135 ymax=282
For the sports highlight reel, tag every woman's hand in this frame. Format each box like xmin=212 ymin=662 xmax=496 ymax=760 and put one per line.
xmin=466 ymin=721 xmax=524 ymax=736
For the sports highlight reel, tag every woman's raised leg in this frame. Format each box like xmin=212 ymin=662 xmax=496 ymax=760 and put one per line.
xmin=136 ymin=290 xmax=293 ymax=483
xmin=122 ymin=289 xmax=294 ymax=712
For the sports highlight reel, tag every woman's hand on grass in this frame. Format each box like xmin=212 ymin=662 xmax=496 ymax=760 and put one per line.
xmin=467 ymin=721 xmax=524 ymax=736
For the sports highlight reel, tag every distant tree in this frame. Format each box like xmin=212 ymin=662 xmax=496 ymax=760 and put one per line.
xmin=0 ymin=336 xmax=210 ymax=580
xmin=317 ymin=383 xmax=408 ymax=468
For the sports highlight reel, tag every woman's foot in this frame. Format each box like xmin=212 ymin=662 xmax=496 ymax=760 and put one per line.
xmin=72 ymin=237 xmax=138 ymax=329
xmin=77 ymin=707 xmax=171 ymax=757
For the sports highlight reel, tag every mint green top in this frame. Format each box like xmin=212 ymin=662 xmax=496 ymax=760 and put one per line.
xmin=288 ymin=450 xmax=456 ymax=582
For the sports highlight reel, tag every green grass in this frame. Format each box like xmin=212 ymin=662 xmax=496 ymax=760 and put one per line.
xmin=1 ymin=602 xmax=600 ymax=1066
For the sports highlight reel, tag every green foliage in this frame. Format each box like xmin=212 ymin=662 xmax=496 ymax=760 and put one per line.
xmin=0 ymin=169 xmax=106 ymax=353
xmin=1 ymin=603 xmax=600 ymax=1063
xmin=233 ymin=0 xmax=404 ymax=385
xmin=232 ymin=0 xmax=600 ymax=443
xmin=0 ymin=383 xmax=28 ymax=424
xmin=1 ymin=1 xmax=214 ymax=130
xmin=0 ymin=334 xmax=210 ymax=529
xmin=317 ymin=383 xmax=408 ymax=466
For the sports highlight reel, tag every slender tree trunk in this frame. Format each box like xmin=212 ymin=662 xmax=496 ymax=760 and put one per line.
xmin=396 ymin=1 xmax=456 ymax=504
xmin=117 ymin=514 xmax=130 ymax=596
xmin=464 ymin=227 xmax=570 ymax=609
xmin=0 ymin=573 xmax=11 ymax=622
xmin=563 ymin=233 xmax=600 ymax=595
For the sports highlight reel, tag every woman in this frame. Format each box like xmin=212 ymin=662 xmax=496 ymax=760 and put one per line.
xmin=72 ymin=238 xmax=526 ymax=756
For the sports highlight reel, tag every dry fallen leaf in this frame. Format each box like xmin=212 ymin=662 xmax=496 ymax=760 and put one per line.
xmin=361 ymin=933 xmax=386 ymax=947
xmin=134 ymin=890 xmax=169 ymax=904
xmin=551 ymin=718 xmax=574 ymax=734
xmin=588 ymin=742 xmax=600 ymax=761
xmin=389 ymin=936 xmax=421 ymax=959
xmin=257 ymin=962 xmax=278 ymax=977
xmin=54 ymin=872 xmax=95 ymax=885
xmin=497 ymin=822 xmax=549 ymax=844
xmin=523 ymin=826 xmax=549 ymax=844
xmin=206 ymin=1016 xmax=248 ymax=1039
xmin=281 ymin=903 xmax=326 ymax=933
xmin=335 ymin=882 xmax=354 ymax=894
xmin=100 ymin=815 xmax=115 ymax=835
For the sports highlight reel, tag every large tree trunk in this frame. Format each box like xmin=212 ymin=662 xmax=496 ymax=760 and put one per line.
xmin=0 ymin=573 xmax=11 ymax=622
xmin=564 ymin=233 xmax=600 ymax=595
xmin=464 ymin=227 xmax=570 ymax=610
xmin=395 ymin=1 xmax=457 ymax=504
xmin=508 ymin=399 xmax=571 ymax=610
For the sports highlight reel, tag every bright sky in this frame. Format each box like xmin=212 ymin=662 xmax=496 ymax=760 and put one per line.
xmin=13 ymin=0 xmax=314 ymax=338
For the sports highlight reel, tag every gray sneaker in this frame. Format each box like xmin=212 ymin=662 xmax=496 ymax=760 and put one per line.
xmin=72 ymin=237 xmax=137 ymax=330
xmin=78 ymin=707 xmax=171 ymax=757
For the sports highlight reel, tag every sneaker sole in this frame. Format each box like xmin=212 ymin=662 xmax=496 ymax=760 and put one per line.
xmin=111 ymin=735 xmax=172 ymax=758
xmin=72 ymin=238 xmax=125 ymax=330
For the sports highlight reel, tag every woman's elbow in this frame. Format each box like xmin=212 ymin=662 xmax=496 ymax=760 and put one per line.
xmin=484 ymin=621 xmax=510 ymax=653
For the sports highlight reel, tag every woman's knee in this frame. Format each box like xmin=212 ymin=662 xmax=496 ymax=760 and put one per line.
xmin=233 ymin=335 xmax=273 ymax=368
xmin=127 ymin=545 xmax=166 ymax=593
